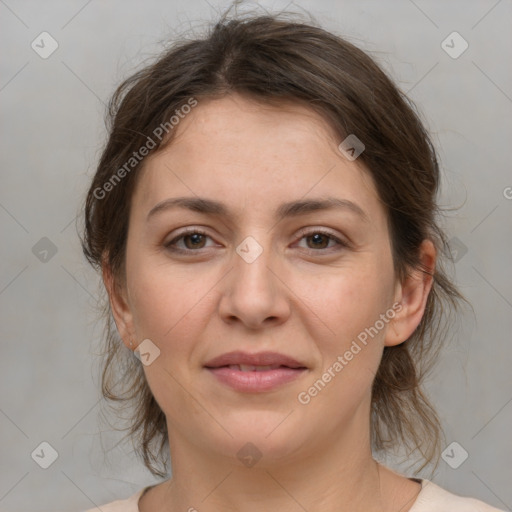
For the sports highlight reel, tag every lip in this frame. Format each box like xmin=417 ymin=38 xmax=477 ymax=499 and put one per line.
xmin=204 ymin=351 xmax=308 ymax=393
xmin=204 ymin=350 xmax=306 ymax=369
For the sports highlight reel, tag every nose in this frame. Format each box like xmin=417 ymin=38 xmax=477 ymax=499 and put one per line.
xmin=218 ymin=237 xmax=291 ymax=330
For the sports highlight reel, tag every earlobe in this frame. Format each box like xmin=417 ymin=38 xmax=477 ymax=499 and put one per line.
xmin=384 ymin=239 xmax=436 ymax=347
xmin=102 ymin=259 xmax=135 ymax=350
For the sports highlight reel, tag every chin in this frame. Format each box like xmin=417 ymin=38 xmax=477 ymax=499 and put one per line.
xmin=206 ymin=413 xmax=310 ymax=466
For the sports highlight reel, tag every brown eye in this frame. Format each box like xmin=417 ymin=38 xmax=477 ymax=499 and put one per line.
xmin=182 ymin=233 xmax=207 ymax=249
xmin=305 ymin=233 xmax=331 ymax=249
xmin=296 ymin=229 xmax=349 ymax=253
xmin=165 ymin=229 xmax=213 ymax=253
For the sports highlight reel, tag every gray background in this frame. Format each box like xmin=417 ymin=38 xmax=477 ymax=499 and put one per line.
xmin=1 ymin=0 xmax=511 ymax=510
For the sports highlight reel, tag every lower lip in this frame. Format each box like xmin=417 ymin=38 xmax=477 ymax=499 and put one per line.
xmin=206 ymin=366 xmax=307 ymax=392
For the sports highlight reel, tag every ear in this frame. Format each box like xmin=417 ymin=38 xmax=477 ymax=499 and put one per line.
xmin=384 ymin=239 xmax=436 ymax=347
xmin=102 ymin=257 xmax=135 ymax=351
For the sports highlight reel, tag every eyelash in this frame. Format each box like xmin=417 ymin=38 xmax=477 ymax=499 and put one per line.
xmin=164 ymin=227 xmax=349 ymax=255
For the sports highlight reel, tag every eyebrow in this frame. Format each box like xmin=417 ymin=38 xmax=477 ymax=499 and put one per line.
xmin=146 ymin=196 xmax=370 ymax=223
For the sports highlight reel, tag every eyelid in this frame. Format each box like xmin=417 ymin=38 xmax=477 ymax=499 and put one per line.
xmin=164 ymin=227 xmax=215 ymax=250
xmin=294 ymin=227 xmax=351 ymax=250
xmin=295 ymin=226 xmax=348 ymax=242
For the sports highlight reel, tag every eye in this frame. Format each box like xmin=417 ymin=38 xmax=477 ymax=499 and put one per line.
xmin=164 ymin=228 xmax=216 ymax=253
xmin=296 ymin=229 xmax=349 ymax=252
xmin=164 ymin=227 xmax=349 ymax=255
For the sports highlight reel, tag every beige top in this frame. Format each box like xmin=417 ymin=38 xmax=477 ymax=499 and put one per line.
xmin=84 ymin=479 xmax=505 ymax=511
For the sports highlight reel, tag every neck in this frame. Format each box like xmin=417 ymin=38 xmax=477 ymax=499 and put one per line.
xmin=156 ymin=430 xmax=385 ymax=512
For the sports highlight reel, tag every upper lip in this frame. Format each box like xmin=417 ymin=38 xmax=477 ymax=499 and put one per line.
xmin=204 ymin=351 xmax=307 ymax=369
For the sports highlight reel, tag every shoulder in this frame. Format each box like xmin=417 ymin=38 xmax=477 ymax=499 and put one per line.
xmin=411 ymin=480 xmax=506 ymax=512
xmin=82 ymin=487 xmax=147 ymax=512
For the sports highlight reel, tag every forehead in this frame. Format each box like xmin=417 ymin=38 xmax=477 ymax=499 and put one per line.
xmin=132 ymin=94 xmax=384 ymax=225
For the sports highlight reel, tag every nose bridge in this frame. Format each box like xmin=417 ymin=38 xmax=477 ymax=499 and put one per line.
xmin=236 ymin=234 xmax=274 ymax=292
xmin=219 ymin=231 xmax=289 ymax=327
xmin=234 ymin=231 xmax=277 ymax=302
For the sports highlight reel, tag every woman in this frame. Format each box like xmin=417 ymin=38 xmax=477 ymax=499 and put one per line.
xmin=81 ymin=8 xmax=504 ymax=512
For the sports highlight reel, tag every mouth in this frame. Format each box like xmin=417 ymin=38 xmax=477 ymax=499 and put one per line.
xmin=204 ymin=352 xmax=308 ymax=392
xmin=204 ymin=350 xmax=306 ymax=369
xmin=221 ymin=364 xmax=301 ymax=372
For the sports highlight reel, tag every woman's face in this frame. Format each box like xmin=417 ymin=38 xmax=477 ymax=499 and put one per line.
xmin=111 ymin=94 xmax=421 ymax=466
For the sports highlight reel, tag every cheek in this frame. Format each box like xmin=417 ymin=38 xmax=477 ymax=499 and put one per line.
xmin=307 ymin=259 xmax=393 ymax=340
xmin=297 ymin=268 xmax=392 ymax=416
xmin=302 ymin=257 xmax=395 ymax=399
xmin=127 ymin=257 xmax=215 ymax=358
xmin=127 ymin=262 xmax=215 ymax=418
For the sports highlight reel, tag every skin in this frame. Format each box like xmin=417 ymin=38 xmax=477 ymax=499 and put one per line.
xmin=104 ymin=93 xmax=436 ymax=512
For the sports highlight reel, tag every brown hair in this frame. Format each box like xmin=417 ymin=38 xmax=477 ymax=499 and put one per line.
xmin=80 ymin=7 xmax=469 ymax=478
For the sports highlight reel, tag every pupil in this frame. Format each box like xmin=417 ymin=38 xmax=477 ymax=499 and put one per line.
xmin=187 ymin=234 xmax=204 ymax=248
xmin=310 ymin=233 xmax=327 ymax=248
